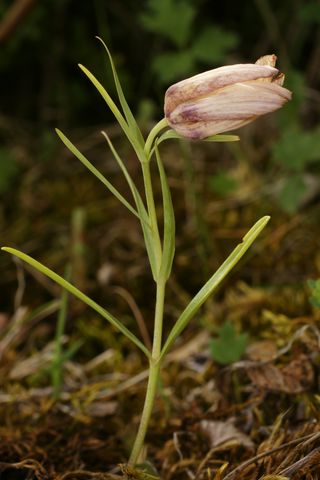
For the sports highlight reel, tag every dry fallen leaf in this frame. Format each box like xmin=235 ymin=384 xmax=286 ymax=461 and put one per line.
xmin=199 ymin=419 xmax=254 ymax=449
xmin=246 ymin=340 xmax=278 ymax=362
xmin=246 ymin=353 xmax=314 ymax=394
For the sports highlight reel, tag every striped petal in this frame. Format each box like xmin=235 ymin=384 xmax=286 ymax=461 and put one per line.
xmin=164 ymin=56 xmax=292 ymax=140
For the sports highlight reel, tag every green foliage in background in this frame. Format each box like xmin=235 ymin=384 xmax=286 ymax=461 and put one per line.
xmin=308 ymin=279 xmax=320 ymax=308
xmin=269 ymin=1 xmax=320 ymax=214
xmin=140 ymin=0 xmax=238 ymax=85
xmin=299 ymin=2 xmax=320 ymax=23
xmin=208 ymin=170 xmax=238 ymax=197
xmin=273 ymin=125 xmax=320 ymax=214
xmin=272 ymin=72 xmax=320 ymax=213
xmin=210 ymin=321 xmax=248 ymax=365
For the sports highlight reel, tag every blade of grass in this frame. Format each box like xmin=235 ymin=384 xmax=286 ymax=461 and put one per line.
xmin=55 ymin=129 xmax=140 ymax=219
xmin=160 ymin=216 xmax=270 ymax=358
xmin=1 ymin=247 xmax=150 ymax=358
xmin=51 ymin=265 xmax=70 ymax=399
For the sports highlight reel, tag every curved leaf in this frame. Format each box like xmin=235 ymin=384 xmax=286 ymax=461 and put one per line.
xmin=78 ymin=64 xmax=141 ymax=156
xmin=101 ymin=131 xmax=158 ymax=280
xmin=56 ymin=129 xmax=140 ymax=218
xmin=78 ymin=64 xmax=128 ymax=133
xmin=2 ymin=247 xmax=150 ymax=358
xmin=160 ymin=216 xmax=270 ymax=358
xmin=156 ymin=130 xmax=239 ymax=150
xmin=96 ymin=37 xmax=144 ymax=148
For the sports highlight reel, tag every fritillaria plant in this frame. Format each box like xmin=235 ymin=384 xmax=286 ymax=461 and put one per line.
xmin=2 ymin=41 xmax=291 ymax=470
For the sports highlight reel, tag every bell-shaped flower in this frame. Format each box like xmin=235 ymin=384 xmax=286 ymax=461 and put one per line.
xmin=164 ymin=55 xmax=292 ymax=140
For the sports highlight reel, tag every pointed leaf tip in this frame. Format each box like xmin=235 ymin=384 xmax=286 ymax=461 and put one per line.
xmin=2 ymin=247 xmax=151 ymax=357
xmin=78 ymin=64 xmax=89 ymax=76
xmin=160 ymin=215 xmax=270 ymax=358
xmin=95 ymin=36 xmax=107 ymax=49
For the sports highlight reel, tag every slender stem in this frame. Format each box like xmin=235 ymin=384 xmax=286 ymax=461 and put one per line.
xmin=128 ymin=360 xmax=160 ymax=466
xmin=152 ymin=277 xmax=166 ymax=359
xmin=129 ymin=278 xmax=166 ymax=466
xmin=129 ymin=123 xmax=168 ymax=465
xmin=144 ymin=118 xmax=169 ymax=159
xmin=141 ymin=160 xmax=162 ymax=275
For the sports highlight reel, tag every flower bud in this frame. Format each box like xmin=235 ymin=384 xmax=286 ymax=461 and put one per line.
xmin=164 ymin=55 xmax=292 ymax=140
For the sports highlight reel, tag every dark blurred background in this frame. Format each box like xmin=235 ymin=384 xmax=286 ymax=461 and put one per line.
xmin=1 ymin=0 xmax=320 ymax=126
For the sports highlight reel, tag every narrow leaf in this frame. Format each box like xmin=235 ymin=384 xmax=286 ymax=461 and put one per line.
xmin=155 ymin=145 xmax=175 ymax=280
xmin=78 ymin=64 xmax=130 ymax=138
xmin=56 ymin=129 xmax=140 ymax=218
xmin=96 ymin=37 xmax=144 ymax=148
xmin=146 ymin=129 xmax=178 ymax=159
xmin=2 ymin=247 xmax=150 ymax=358
xmin=101 ymin=131 xmax=158 ymax=280
xmin=101 ymin=130 xmax=143 ymax=208
xmin=160 ymin=216 xmax=270 ymax=358
xmin=137 ymin=200 xmax=158 ymax=281
xmin=204 ymin=134 xmax=240 ymax=142
xmin=156 ymin=130 xmax=239 ymax=148
xmin=158 ymin=129 xmax=184 ymax=144
xmin=78 ymin=64 xmax=143 ymax=157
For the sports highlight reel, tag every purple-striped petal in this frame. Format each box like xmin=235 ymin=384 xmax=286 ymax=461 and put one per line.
xmin=164 ymin=55 xmax=292 ymax=139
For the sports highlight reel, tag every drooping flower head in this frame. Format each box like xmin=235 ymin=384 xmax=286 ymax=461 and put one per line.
xmin=164 ymin=55 xmax=292 ymax=140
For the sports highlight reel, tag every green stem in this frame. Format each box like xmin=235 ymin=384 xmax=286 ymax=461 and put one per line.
xmin=141 ymin=160 xmax=162 ymax=276
xmin=129 ymin=278 xmax=166 ymax=466
xmin=152 ymin=278 xmax=166 ymax=359
xmin=129 ymin=120 xmax=168 ymax=465
xmin=128 ymin=360 xmax=160 ymax=466
xmin=144 ymin=118 xmax=168 ymax=159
